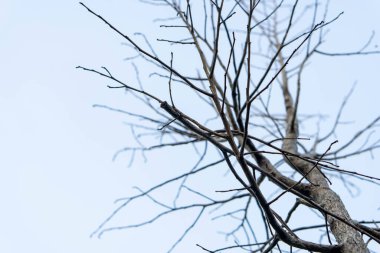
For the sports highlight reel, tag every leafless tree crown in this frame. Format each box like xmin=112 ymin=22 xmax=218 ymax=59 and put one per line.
xmin=78 ymin=1 xmax=380 ymax=252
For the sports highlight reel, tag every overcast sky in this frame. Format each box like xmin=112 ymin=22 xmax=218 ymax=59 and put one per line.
xmin=1 ymin=1 xmax=380 ymax=252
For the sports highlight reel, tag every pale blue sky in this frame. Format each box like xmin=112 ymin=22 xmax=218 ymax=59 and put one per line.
xmin=1 ymin=1 xmax=380 ymax=252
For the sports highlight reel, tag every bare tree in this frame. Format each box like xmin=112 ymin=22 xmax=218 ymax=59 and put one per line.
xmin=78 ymin=1 xmax=380 ymax=252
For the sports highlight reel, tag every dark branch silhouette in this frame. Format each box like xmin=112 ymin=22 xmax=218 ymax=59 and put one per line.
xmin=79 ymin=1 xmax=380 ymax=252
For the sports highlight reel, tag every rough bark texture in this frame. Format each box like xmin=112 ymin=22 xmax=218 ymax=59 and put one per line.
xmin=312 ymin=187 xmax=368 ymax=253
xmin=282 ymin=89 xmax=368 ymax=252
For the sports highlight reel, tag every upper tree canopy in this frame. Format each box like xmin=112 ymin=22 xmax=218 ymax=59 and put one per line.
xmin=79 ymin=1 xmax=380 ymax=252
